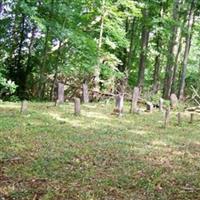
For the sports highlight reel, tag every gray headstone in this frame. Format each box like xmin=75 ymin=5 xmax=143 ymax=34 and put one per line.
xmin=170 ymin=93 xmax=178 ymax=109
xmin=146 ymin=101 xmax=153 ymax=113
xmin=57 ymin=83 xmax=64 ymax=104
xmin=74 ymin=97 xmax=81 ymax=115
xmin=115 ymin=94 xmax=124 ymax=116
xmin=159 ymin=98 xmax=164 ymax=112
xmin=130 ymin=87 xmax=140 ymax=113
xmin=20 ymin=100 xmax=28 ymax=113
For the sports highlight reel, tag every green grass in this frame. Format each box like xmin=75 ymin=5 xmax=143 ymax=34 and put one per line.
xmin=0 ymin=101 xmax=200 ymax=200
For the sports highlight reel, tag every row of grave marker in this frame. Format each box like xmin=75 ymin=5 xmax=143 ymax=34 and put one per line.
xmin=19 ymin=84 xmax=197 ymax=127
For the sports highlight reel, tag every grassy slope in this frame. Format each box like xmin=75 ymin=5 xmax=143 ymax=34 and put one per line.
xmin=0 ymin=101 xmax=200 ymax=200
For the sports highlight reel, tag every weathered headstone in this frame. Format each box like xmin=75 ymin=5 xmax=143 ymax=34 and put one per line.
xmin=82 ymin=83 xmax=89 ymax=103
xmin=170 ymin=93 xmax=178 ymax=109
xmin=159 ymin=98 xmax=164 ymax=112
xmin=57 ymin=83 xmax=64 ymax=105
xmin=190 ymin=113 xmax=194 ymax=124
xmin=164 ymin=108 xmax=170 ymax=128
xmin=74 ymin=97 xmax=81 ymax=115
xmin=115 ymin=94 xmax=124 ymax=116
xmin=20 ymin=100 xmax=28 ymax=113
xmin=130 ymin=87 xmax=140 ymax=113
xmin=177 ymin=112 xmax=181 ymax=126
xmin=146 ymin=101 xmax=153 ymax=113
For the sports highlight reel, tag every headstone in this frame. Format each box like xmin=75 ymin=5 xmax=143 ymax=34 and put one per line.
xmin=82 ymin=83 xmax=89 ymax=103
xmin=177 ymin=112 xmax=181 ymax=126
xmin=146 ymin=101 xmax=153 ymax=113
xmin=20 ymin=100 xmax=28 ymax=113
xmin=115 ymin=94 xmax=124 ymax=116
xmin=170 ymin=93 xmax=178 ymax=109
xmin=57 ymin=83 xmax=64 ymax=104
xmin=159 ymin=98 xmax=164 ymax=112
xmin=164 ymin=108 xmax=170 ymax=128
xmin=130 ymin=87 xmax=140 ymax=113
xmin=190 ymin=113 xmax=194 ymax=124
xmin=74 ymin=97 xmax=81 ymax=115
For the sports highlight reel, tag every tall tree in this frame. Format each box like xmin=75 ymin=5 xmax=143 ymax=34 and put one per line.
xmin=137 ymin=8 xmax=150 ymax=88
xmin=163 ymin=0 xmax=180 ymax=99
xmin=178 ymin=0 xmax=195 ymax=99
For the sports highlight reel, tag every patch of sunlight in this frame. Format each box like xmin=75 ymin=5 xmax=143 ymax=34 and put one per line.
xmin=81 ymin=110 xmax=111 ymax=120
xmin=128 ymin=129 xmax=147 ymax=135
xmin=0 ymin=103 xmax=19 ymax=109
xmin=82 ymin=104 xmax=97 ymax=109
xmin=45 ymin=111 xmax=118 ymax=130
xmin=151 ymin=140 xmax=167 ymax=147
xmin=172 ymin=150 xmax=185 ymax=156
xmin=47 ymin=112 xmax=71 ymax=123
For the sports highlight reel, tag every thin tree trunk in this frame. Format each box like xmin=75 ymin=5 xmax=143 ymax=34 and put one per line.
xmin=152 ymin=3 xmax=163 ymax=94
xmin=38 ymin=0 xmax=54 ymax=99
xmin=178 ymin=0 xmax=195 ymax=99
xmin=127 ymin=18 xmax=136 ymax=70
xmin=25 ymin=26 xmax=36 ymax=95
xmin=50 ymin=41 xmax=62 ymax=101
xmin=16 ymin=14 xmax=26 ymax=98
xmin=152 ymin=36 xmax=161 ymax=94
xmin=94 ymin=0 xmax=106 ymax=93
xmin=171 ymin=29 xmax=183 ymax=94
xmin=163 ymin=0 xmax=180 ymax=99
xmin=137 ymin=9 xmax=150 ymax=88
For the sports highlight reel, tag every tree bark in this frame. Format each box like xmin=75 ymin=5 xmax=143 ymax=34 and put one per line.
xmin=127 ymin=18 xmax=136 ymax=70
xmin=163 ymin=0 xmax=180 ymax=99
xmin=152 ymin=3 xmax=163 ymax=94
xmin=171 ymin=29 xmax=183 ymax=94
xmin=137 ymin=9 xmax=150 ymax=88
xmin=94 ymin=0 xmax=106 ymax=93
xmin=38 ymin=0 xmax=55 ymax=99
xmin=16 ymin=14 xmax=26 ymax=98
xmin=178 ymin=0 xmax=195 ymax=100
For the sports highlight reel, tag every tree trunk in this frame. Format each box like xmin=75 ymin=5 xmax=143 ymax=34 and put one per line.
xmin=178 ymin=0 xmax=195 ymax=100
xmin=137 ymin=9 xmax=150 ymax=88
xmin=152 ymin=3 xmax=163 ymax=94
xmin=152 ymin=45 xmax=161 ymax=94
xmin=16 ymin=14 xmax=26 ymax=99
xmin=94 ymin=0 xmax=106 ymax=93
xmin=38 ymin=0 xmax=55 ymax=99
xmin=163 ymin=0 xmax=180 ymax=99
xmin=82 ymin=82 xmax=89 ymax=103
xmin=127 ymin=18 xmax=136 ymax=71
xmin=50 ymin=41 xmax=62 ymax=101
xmin=171 ymin=29 xmax=183 ymax=94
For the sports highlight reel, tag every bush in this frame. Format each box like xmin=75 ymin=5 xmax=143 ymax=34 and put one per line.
xmin=0 ymin=75 xmax=18 ymax=98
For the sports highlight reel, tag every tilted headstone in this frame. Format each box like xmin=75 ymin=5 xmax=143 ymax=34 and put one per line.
xmin=164 ymin=107 xmax=170 ymax=128
xmin=57 ymin=83 xmax=64 ymax=104
xmin=130 ymin=87 xmax=140 ymax=113
xmin=159 ymin=98 xmax=164 ymax=112
xmin=170 ymin=93 xmax=178 ymax=109
xmin=82 ymin=83 xmax=89 ymax=103
xmin=190 ymin=113 xmax=194 ymax=124
xmin=177 ymin=112 xmax=181 ymax=126
xmin=146 ymin=101 xmax=153 ymax=113
xmin=74 ymin=97 xmax=81 ymax=115
xmin=115 ymin=93 xmax=124 ymax=116
xmin=20 ymin=100 xmax=28 ymax=113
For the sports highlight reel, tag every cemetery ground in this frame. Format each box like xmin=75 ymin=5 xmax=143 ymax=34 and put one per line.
xmin=0 ymin=101 xmax=200 ymax=200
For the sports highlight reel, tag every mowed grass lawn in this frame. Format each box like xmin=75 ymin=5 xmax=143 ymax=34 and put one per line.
xmin=0 ymin=101 xmax=200 ymax=200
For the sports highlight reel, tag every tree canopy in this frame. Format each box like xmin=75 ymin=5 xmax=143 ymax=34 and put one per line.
xmin=0 ymin=0 xmax=200 ymax=101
